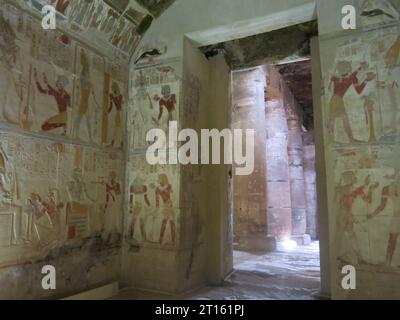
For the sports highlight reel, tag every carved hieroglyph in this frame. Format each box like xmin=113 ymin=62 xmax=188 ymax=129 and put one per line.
xmin=126 ymin=155 xmax=180 ymax=246
xmin=0 ymin=131 xmax=124 ymax=265
xmin=129 ymin=65 xmax=180 ymax=151
xmin=0 ymin=2 xmax=127 ymax=148
xmin=321 ymin=25 xmax=400 ymax=276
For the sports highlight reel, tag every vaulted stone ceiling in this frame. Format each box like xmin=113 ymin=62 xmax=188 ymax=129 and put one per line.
xmin=18 ymin=0 xmax=176 ymax=59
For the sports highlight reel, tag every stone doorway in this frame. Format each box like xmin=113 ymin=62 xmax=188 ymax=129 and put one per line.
xmin=229 ymin=62 xmax=321 ymax=298
xmin=199 ymin=21 xmax=322 ymax=298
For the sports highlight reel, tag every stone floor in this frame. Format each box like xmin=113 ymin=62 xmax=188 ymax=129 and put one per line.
xmin=112 ymin=241 xmax=321 ymax=300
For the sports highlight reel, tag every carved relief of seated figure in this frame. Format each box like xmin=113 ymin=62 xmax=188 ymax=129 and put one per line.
xmin=25 ymin=191 xmax=64 ymax=245
xmin=66 ymin=167 xmax=94 ymax=239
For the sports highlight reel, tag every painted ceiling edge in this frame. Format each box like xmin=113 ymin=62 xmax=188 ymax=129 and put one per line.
xmin=6 ymin=0 xmax=177 ymax=62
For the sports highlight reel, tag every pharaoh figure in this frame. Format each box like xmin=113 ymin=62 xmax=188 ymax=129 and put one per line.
xmin=152 ymin=84 xmax=176 ymax=127
xmin=327 ymin=61 xmax=376 ymax=143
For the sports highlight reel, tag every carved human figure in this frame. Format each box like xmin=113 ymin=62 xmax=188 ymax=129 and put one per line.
xmin=111 ymin=20 xmax=126 ymax=48
xmin=368 ymin=170 xmax=400 ymax=266
xmin=358 ymin=62 xmax=378 ymax=143
xmin=384 ymin=35 xmax=400 ymax=135
xmin=88 ymin=2 xmax=104 ymax=29
xmin=66 ymin=167 xmax=94 ymax=239
xmin=43 ymin=190 xmax=64 ymax=227
xmin=34 ymin=69 xmax=71 ymax=135
xmin=25 ymin=192 xmax=46 ymax=242
xmin=156 ymin=174 xmax=176 ymax=245
xmin=133 ymin=72 xmax=154 ymax=148
xmin=73 ymin=49 xmax=98 ymax=141
xmin=54 ymin=0 xmax=71 ymax=15
xmin=129 ymin=176 xmax=151 ymax=242
xmin=69 ymin=0 xmax=91 ymax=25
xmin=101 ymin=171 xmax=121 ymax=234
xmin=25 ymin=191 xmax=63 ymax=245
xmin=334 ymin=172 xmax=379 ymax=264
xmin=108 ymin=82 xmax=124 ymax=147
xmin=152 ymin=85 xmax=176 ymax=126
xmin=327 ymin=61 xmax=375 ymax=143
xmin=99 ymin=9 xmax=119 ymax=34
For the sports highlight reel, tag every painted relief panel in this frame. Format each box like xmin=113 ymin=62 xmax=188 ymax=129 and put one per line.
xmin=71 ymin=45 xmax=103 ymax=143
xmin=331 ymin=145 xmax=399 ymax=267
xmin=320 ymin=25 xmax=400 ymax=289
xmin=129 ymin=65 xmax=180 ymax=152
xmin=23 ymin=0 xmax=145 ymax=56
xmin=0 ymin=2 xmax=127 ymax=148
xmin=323 ymin=28 xmax=400 ymax=145
xmin=0 ymin=131 xmax=123 ymax=266
xmin=125 ymin=155 xmax=180 ymax=247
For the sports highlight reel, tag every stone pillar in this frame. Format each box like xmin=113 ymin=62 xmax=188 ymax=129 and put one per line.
xmin=232 ymin=68 xmax=276 ymax=252
xmin=302 ymin=131 xmax=318 ymax=240
xmin=265 ymin=66 xmax=292 ymax=241
xmin=286 ymin=100 xmax=310 ymax=245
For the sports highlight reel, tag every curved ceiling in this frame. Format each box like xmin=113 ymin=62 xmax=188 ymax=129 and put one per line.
xmin=19 ymin=0 xmax=176 ymax=60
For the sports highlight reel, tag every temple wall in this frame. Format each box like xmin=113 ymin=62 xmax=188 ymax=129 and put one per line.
xmin=0 ymin=1 xmax=127 ymax=299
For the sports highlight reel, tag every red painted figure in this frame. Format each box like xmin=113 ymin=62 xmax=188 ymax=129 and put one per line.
xmin=55 ymin=0 xmax=70 ymax=15
xmin=335 ymin=172 xmax=379 ymax=264
xmin=34 ymin=69 xmax=71 ymax=135
xmin=103 ymin=171 xmax=121 ymax=216
xmin=327 ymin=61 xmax=374 ymax=143
xmin=368 ymin=172 xmax=400 ymax=266
xmin=108 ymin=82 xmax=124 ymax=147
xmin=152 ymin=85 xmax=176 ymax=126
xmin=156 ymin=174 xmax=176 ymax=244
